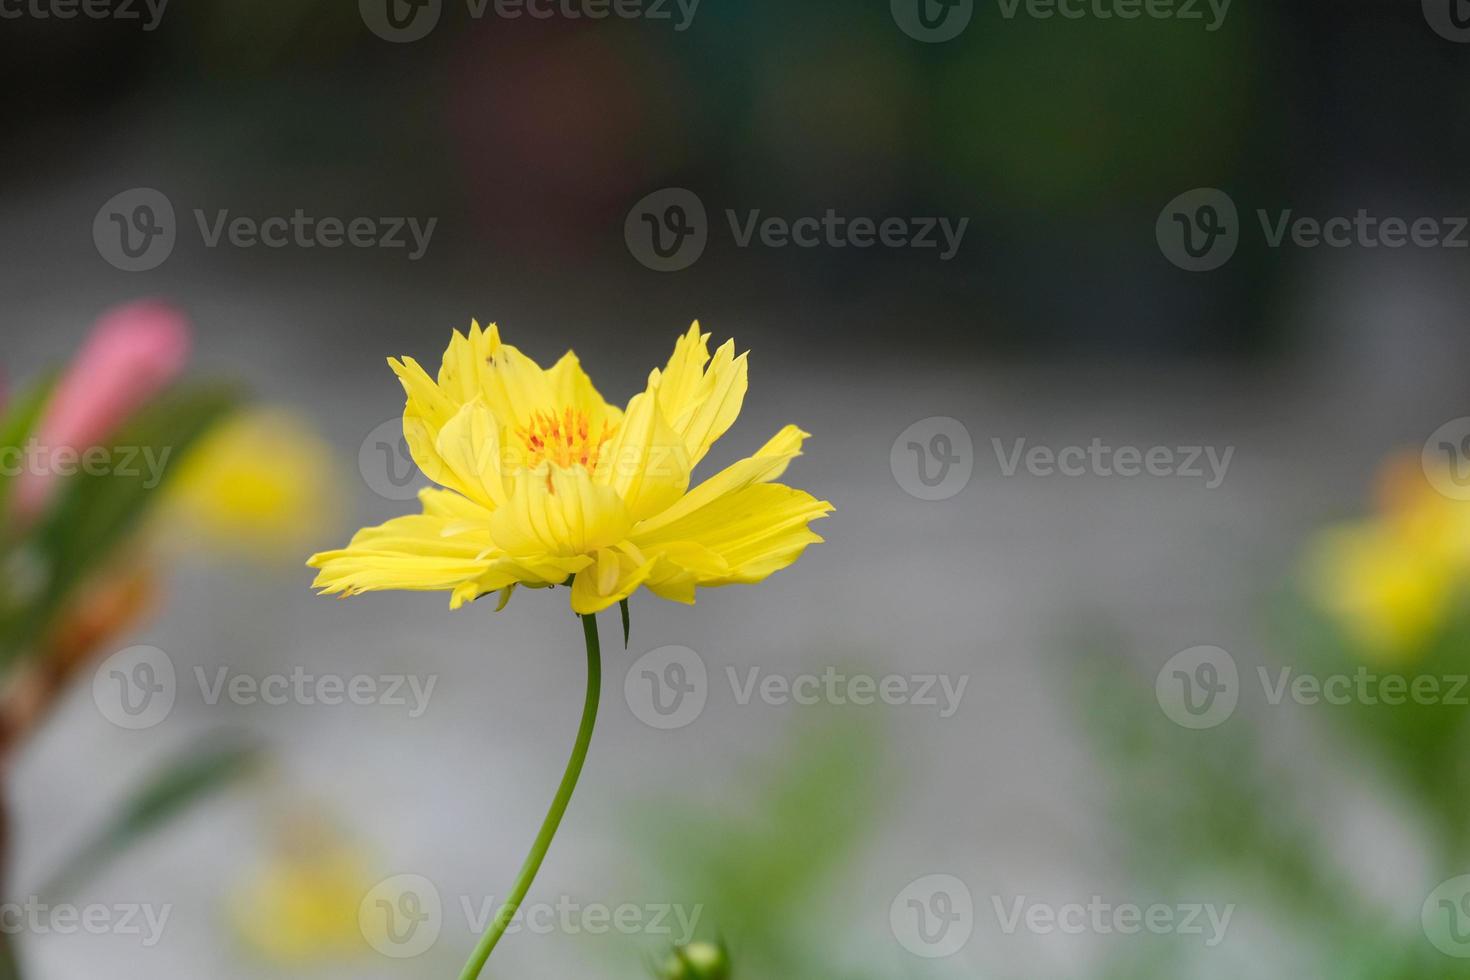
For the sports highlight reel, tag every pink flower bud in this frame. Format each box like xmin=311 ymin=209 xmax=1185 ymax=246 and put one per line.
xmin=13 ymin=300 xmax=191 ymax=518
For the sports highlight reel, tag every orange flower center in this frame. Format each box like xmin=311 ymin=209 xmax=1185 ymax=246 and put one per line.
xmin=516 ymin=407 xmax=614 ymax=471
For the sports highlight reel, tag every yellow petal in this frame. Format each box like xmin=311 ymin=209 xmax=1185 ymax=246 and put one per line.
xmin=452 ymin=324 xmax=556 ymax=431
xmin=646 ymin=325 xmax=748 ymax=468
xmin=643 ymin=541 xmax=730 ymax=604
xmin=672 ymin=339 xmax=748 ymax=466
xmin=489 ymin=465 xmax=632 ymax=558
xmin=307 ymin=505 xmax=495 ymax=599
xmin=635 ymin=424 xmax=808 ymax=536
xmin=435 ymin=320 xmax=503 ymax=407
xmin=597 ymin=388 xmax=691 ymax=521
xmin=391 ymin=356 xmax=467 ymax=493
xmin=633 ymin=483 xmax=831 ymax=587
xmin=434 ymin=399 xmax=509 ymax=510
xmin=548 ymin=350 xmax=624 ymax=436
xmin=570 ymin=547 xmax=657 ymax=614
xmin=651 ymin=321 xmax=712 ymax=422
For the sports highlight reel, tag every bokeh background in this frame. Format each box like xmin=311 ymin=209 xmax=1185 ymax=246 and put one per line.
xmin=6 ymin=0 xmax=1470 ymax=976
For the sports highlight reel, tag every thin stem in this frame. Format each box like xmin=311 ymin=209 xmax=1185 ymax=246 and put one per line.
xmin=458 ymin=612 xmax=602 ymax=980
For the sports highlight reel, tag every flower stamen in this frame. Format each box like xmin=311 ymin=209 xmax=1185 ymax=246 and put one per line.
xmin=516 ymin=408 xmax=614 ymax=473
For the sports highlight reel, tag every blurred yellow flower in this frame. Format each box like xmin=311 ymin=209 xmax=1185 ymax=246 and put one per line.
xmin=308 ymin=322 xmax=831 ymax=613
xmin=1305 ymin=453 xmax=1470 ymax=661
xmin=1305 ymin=522 xmax=1454 ymax=662
xmin=170 ymin=407 xmax=337 ymax=559
xmin=229 ymin=817 xmax=374 ymax=964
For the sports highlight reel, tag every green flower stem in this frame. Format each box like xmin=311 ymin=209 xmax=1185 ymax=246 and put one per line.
xmin=458 ymin=612 xmax=602 ymax=980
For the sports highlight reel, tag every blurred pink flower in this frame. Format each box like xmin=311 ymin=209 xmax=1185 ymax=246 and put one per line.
xmin=13 ymin=300 xmax=191 ymax=518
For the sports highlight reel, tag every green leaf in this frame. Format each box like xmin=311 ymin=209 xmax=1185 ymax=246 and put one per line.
xmin=0 ymin=384 xmax=240 ymax=670
xmin=620 ymin=598 xmax=631 ymax=649
xmin=0 ymin=373 xmax=58 ymax=523
xmin=40 ymin=734 xmax=263 ymax=900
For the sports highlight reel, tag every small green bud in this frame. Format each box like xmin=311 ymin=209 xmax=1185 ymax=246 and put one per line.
xmin=656 ymin=940 xmax=731 ymax=980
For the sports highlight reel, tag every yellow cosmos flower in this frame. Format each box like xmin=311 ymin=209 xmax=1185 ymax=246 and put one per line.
xmin=1305 ymin=520 xmax=1454 ymax=662
xmin=308 ymin=322 xmax=832 ymax=614
xmin=170 ymin=407 xmax=338 ymax=560
xmin=229 ymin=818 xmax=375 ymax=964
xmin=1303 ymin=453 xmax=1470 ymax=661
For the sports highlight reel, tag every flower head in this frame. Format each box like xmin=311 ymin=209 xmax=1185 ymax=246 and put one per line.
xmin=1303 ymin=452 xmax=1470 ymax=661
xmin=13 ymin=300 xmax=191 ymax=518
xmin=168 ymin=407 xmax=339 ymax=560
xmin=656 ymin=940 xmax=731 ymax=980
xmin=308 ymin=323 xmax=831 ymax=614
